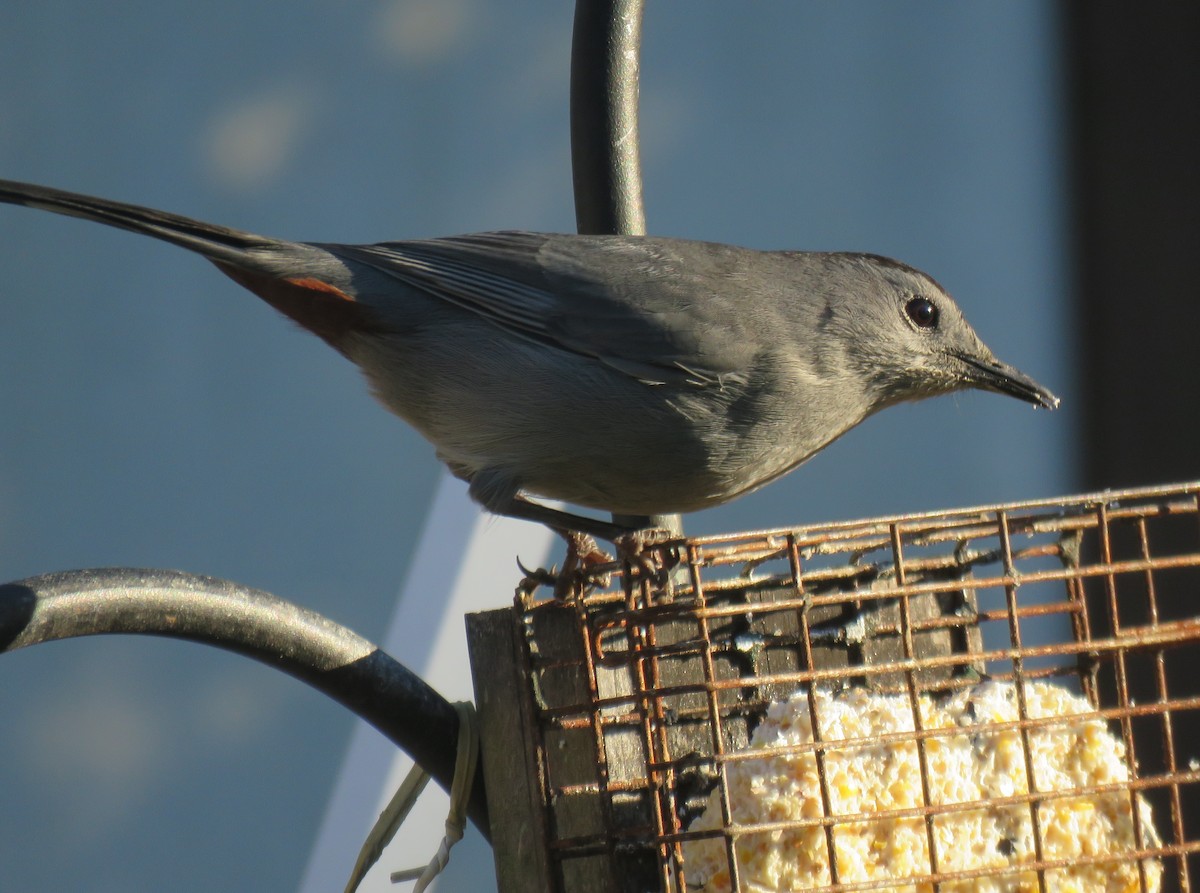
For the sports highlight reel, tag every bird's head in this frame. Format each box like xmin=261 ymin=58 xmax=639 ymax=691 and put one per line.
xmin=824 ymin=253 xmax=1059 ymax=413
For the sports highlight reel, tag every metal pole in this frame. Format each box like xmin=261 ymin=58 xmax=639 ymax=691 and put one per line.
xmin=570 ymin=0 xmax=682 ymax=536
xmin=570 ymin=0 xmax=646 ymax=237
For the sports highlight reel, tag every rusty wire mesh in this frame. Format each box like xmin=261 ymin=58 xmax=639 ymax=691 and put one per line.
xmin=510 ymin=481 xmax=1200 ymax=892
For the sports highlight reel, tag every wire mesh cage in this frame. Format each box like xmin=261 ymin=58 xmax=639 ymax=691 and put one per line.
xmin=469 ymin=481 xmax=1200 ymax=892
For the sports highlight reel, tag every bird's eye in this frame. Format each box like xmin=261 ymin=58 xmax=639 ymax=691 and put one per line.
xmin=905 ymin=297 xmax=939 ymax=329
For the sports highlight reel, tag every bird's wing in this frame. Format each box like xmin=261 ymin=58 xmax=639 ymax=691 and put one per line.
xmin=326 ymin=231 xmax=757 ymax=388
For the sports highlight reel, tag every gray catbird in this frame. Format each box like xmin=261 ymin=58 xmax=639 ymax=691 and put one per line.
xmin=0 ymin=178 xmax=1057 ymax=538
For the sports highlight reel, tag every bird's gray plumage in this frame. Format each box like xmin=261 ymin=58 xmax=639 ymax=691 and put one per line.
xmin=0 ymin=178 xmax=1058 ymax=533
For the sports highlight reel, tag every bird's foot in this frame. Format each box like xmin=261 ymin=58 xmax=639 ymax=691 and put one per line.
xmin=613 ymin=527 xmax=684 ymax=596
xmin=512 ymin=519 xmax=683 ymax=602
xmin=515 ymin=531 xmax=618 ymax=601
xmin=553 ymin=531 xmax=617 ymax=598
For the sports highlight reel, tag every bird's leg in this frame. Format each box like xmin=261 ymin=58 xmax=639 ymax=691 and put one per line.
xmin=500 ymin=495 xmax=632 ymax=598
xmin=500 ymin=494 xmax=637 ymax=542
xmin=500 ymin=496 xmax=682 ymax=598
xmin=464 ymin=467 xmax=635 ymax=540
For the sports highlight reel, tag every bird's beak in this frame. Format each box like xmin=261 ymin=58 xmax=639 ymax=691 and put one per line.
xmin=956 ymin=352 xmax=1060 ymax=410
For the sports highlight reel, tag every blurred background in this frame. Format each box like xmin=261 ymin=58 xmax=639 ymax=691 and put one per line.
xmin=0 ymin=2 xmax=1193 ymax=890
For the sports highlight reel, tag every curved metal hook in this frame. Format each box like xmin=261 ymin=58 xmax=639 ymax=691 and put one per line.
xmin=0 ymin=567 xmax=490 ymax=837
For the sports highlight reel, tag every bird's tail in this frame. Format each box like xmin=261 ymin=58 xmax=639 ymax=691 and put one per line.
xmin=0 ymin=178 xmax=277 ymax=267
xmin=0 ymin=178 xmax=372 ymax=347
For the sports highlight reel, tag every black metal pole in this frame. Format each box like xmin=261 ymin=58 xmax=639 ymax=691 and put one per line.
xmin=569 ymin=0 xmax=681 ymax=536
xmin=0 ymin=568 xmax=490 ymax=838
xmin=570 ymin=0 xmax=645 ymax=237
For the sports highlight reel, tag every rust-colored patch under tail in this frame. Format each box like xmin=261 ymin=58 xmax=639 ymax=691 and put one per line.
xmin=212 ymin=262 xmax=369 ymax=349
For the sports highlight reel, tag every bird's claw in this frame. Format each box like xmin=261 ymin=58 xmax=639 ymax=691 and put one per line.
xmin=517 ymin=527 xmax=683 ymax=601
xmin=614 ymin=527 xmax=683 ymax=593
xmin=516 ymin=556 xmax=561 ymax=596
xmin=515 ymin=532 xmax=618 ymax=601
xmin=553 ymin=531 xmax=617 ymax=599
